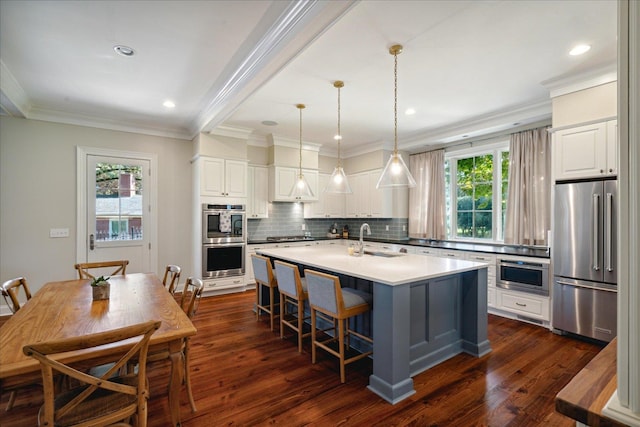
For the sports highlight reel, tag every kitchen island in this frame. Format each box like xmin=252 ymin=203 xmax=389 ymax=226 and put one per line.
xmin=257 ymin=245 xmax=491 ymax=404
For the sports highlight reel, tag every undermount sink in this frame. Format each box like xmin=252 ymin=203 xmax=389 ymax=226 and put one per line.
xmin=363 ymin=250 xmax=404 ymax=258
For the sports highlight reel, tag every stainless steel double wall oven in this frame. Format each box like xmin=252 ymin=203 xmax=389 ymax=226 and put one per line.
xmin=202 ymin=204 xmax=246 ymax=279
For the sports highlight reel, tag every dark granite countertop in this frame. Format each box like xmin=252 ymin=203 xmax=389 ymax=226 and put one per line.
xmin=248 ymin=236 xmax=550 ymax=258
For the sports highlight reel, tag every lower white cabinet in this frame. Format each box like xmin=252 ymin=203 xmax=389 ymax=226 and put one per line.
xmin=203 ymin=276 xmax=245 ymax=293
xmin=494 ymin=288 xmax=550 ymax=323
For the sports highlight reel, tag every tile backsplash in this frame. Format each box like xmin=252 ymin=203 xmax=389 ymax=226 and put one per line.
xmin=247 ymin=202 xmax=408 ymax=241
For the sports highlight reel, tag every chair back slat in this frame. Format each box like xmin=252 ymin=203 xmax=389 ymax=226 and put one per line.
xmin=1 ymin=277 xmax=31 ymax=314
xmin=162 ymin=265 xmax=181 ymax=294
xmin=75 ymin=260 xmax=129 ymax=280
xmin=180 ymin=277 xmax=204 ymax=319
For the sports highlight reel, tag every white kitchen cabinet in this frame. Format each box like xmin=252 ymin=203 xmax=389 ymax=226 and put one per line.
xmin=465 ymin=252 xmax=496 ymax=288
xmin=247 ymin=166 xmax=269 ymax=219
xmin=553 ymin=120 xmax=617 ymax=180
xmin=269 ymin=166 xmax=318 ymax=202
xmin=304 ymin=173 xmax=345 ymax=218
xmin=345 ymin=170 xmax=408 ymax=218
xmin=203 ymin=276 xmax=246 ymax=294
xmin=200 ymin=157 xmax=248 ymax=198
xmin=495 ymin=289 xmax=550 ymax=322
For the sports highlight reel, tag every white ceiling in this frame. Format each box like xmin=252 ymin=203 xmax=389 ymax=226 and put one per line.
xmin=0 ymin=0 xmax=617 ymax=156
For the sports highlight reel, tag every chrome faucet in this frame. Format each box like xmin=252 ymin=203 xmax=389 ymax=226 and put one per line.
xmin=358 ymin=223 xmax=371 ymax=255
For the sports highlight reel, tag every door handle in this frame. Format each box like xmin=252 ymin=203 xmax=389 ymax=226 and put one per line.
xmin=606 ymin=193 xmax=613 ymax=272
xmin=90 ymin=234 xmax=95 ymax=251
xmin=592 ymin=194 xmax=600 ymax=271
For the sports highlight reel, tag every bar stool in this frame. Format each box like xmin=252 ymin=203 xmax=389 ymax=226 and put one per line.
xmin=274 ymin=260 xmax=310 ymax=353
xmin=304 ymin=269 xmax=373 ymax=383
xmin=251 ymin=254 xmax=279 ymax=331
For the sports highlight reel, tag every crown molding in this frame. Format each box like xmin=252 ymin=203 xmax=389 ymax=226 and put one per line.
xmin=27 ymin=106 xmax=192 ymax=140
xmin=0 ymin=60 xmax=29 ymax=117
xmin=399 ymin=99 xmax=551 ymax=153
xmin=208 ymin=124 xmax=253 ymax=139
xmin=542 ymin=62 xmax=617 ymax=98
xmin=267 ymin=133 xmax=321 ymax=152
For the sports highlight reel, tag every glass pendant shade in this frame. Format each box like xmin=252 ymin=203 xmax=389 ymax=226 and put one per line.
xmin=289 ymin=103 xmax=314 ymax=199
xmin=377 ymin=44 xmax=417 ymax=190
xmin=376 ymin=152 xmax=417 ymax=188
xmin=324 ymin=165 xmax=352 ymax=193
xmin=324 ymin=80 xmax=352 ymax=194
xmin=290 ymin=172 xmax=315 ymax=198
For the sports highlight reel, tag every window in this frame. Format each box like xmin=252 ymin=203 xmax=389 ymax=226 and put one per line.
xmin=445 ymin=142 xmax=509 ymax=242
xmin=95 ymin=163 xmax=143 ymax=241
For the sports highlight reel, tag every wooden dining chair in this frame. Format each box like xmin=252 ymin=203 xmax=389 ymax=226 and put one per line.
xmin=131 ymin=277 xmax=203 ymax=413
xmin=1 ymin=277 xmax=33 ymax=410
xmin=162 ymin=265 xmax=181 ymax=295
xmin=75 ymin=260 xmax=129 ymax=280
xmin=251 ymin=254 xmax=279 ymax=331
xmin=304 ymin=269 xmax=373 ymax=383
xmin=23 ymin=319 xmax=161 ymax=427
xmin=274 ymin=260 xmax=310 ymax=353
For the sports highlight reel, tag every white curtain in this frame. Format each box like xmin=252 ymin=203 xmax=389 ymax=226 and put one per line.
xmin=504 ymin=127 xmax=551 ymax=246
xmin=409 ymin=150 xmax=446 ymax=239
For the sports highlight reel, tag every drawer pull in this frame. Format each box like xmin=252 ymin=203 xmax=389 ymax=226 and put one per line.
xmin=515 ymin=302 xmax=527 ymax=307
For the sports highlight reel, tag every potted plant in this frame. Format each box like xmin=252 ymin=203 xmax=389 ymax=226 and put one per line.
xmin=91 ymin=276 xmax=110 ymax=300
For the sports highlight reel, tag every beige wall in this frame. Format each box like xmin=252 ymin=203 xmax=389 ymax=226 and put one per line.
xmin=0 ymin=117 xmax=193 ymax=308
xmin=552 ymin=81 xmax=617 ymax=127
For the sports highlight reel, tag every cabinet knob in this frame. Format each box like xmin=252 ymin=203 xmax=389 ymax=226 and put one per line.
xmin=600 ymin=169 xmax=604 ymax=173
xmin=609 ymin=168 xmax=613 ymax=173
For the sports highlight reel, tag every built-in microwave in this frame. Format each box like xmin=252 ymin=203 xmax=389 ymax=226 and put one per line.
xmin=202 ymin=204 xmax=245 ymax=244
xmin=497 ymin=258 xmax=549 ymax=296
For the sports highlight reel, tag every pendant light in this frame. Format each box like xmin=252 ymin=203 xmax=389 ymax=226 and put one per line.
xmin=289 ymin=104 xmax=315 ymax=199
xmin=376 ymin=44 xmax=417 ymax=189
xmin=324 ymin=80 xmax=352 ymax=194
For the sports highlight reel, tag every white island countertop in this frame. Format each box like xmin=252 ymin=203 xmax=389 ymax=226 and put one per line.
xmin=256 ymin=245 xmax=488 ymax=286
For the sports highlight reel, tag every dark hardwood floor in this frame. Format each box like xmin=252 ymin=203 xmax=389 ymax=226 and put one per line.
xmin=0 ymin=289 xmax=603 ymax=426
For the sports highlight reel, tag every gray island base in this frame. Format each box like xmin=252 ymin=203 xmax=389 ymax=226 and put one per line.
xmin=256 ymin=245 xmax=491 ymax=404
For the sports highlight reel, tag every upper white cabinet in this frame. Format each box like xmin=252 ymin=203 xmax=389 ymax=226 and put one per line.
xmin=269 ymin=166 xmax=318 ymax=202
xmin=304 ymin=173 xmax=345 ymax=218
xmin=553 ymin=120 xmax=617 ymax=181
xmin=345 ymin=169 xmax=408 ymax=218
xmin=200 ymin=157 xmax=248 ymax=198
xmin=247 ymin=166 xmax=269 ymax=218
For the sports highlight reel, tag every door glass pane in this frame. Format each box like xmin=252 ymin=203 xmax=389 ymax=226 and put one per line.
xmin=95 ymin=162 xmax=143 ymax=241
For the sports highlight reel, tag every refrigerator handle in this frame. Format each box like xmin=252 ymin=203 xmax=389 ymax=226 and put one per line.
xmin=606 ymin=192 xmax=613 ymax=272
xmin=593 ymin=194 xmax=600 ymax=271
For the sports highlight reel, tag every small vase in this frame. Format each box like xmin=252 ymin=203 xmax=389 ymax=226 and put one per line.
xmin=92 ymin=282 xmax=110 ymax=300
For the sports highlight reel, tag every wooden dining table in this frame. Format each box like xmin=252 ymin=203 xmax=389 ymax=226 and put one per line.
xmin=0 ymin=272 xmax=196 ymax=427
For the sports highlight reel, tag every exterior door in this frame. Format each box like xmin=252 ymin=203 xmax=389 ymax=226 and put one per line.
xmin=77 ymin=147 xmax=156 ymax=275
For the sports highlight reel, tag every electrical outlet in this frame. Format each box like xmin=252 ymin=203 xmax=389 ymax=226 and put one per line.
xmin=301 ymin=224 xmax=306 ymax=230
xmin=385 ymin=225 xmax=389 ymax=231
xmin=403 ymin=225 xmax=406 ymax=232
xmin=50 ymin=228 xmax=69 ymax=238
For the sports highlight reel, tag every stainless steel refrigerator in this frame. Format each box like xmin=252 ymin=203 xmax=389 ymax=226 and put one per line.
xmin=552 ymin=179 xmax=617 ymax=342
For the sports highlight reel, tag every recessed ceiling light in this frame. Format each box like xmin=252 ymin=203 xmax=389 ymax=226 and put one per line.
xmin=569 ymin=44 xmax=591 ymax=56
xmin=261 ymin=120 xmax=278 ymax=126
xmin=405 ymin=108 xmax=416 ymax=115
xmin=113 ymin=45 xmax=135 ymax=57
xmin=163 ymin=100 xmax=175 ymax=108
